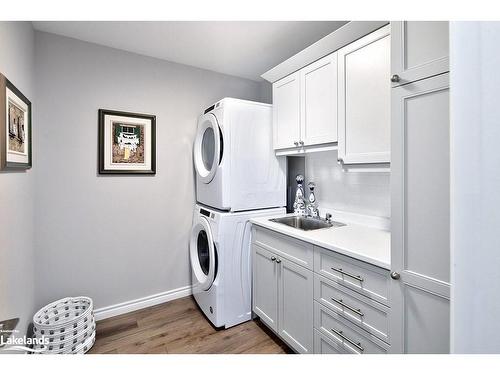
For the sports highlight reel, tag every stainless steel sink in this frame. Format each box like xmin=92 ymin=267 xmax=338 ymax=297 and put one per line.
xmin=269 ymin=216 xmax=346 ymax=231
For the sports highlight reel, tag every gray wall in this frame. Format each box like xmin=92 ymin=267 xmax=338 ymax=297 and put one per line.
xmin=450 ymin=22 xmax=500 ymax=353
xmin=33 ymin=32 xmax=265 ymax=310
xmin=0 ymin=22 xmax=35 ymax=338
xmin=305 ymin=151 xmax=390 ymax=219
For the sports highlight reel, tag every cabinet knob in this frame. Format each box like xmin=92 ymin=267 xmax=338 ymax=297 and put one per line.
xmin=391 ymin=74 xmax=400 ymax=83
xmin=271 ymin=256 xmax=276 ymax=262
xmin=276 ymin=259 xmax=282 ymax=264
xmin=390 ymin=271 xmax=401 ymax=280
xmin=299 ymin=140 xmax=304 ymax=146
xmin=294 ymin=141 xmax=299 ymax=146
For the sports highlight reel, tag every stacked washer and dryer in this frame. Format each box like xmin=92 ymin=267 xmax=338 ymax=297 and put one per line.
xmin=190 ymin=98 xmax=286 ymax=328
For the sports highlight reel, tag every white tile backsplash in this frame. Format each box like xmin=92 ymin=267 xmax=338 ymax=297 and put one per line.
xmin=305 ymin=150 xmax=390 ymax=221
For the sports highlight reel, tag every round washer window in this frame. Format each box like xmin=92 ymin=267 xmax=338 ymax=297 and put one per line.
xmin=197 ymin=230 xmax=210 ymax=276
xmin=201 ymin=127 xmax=215 ymax=171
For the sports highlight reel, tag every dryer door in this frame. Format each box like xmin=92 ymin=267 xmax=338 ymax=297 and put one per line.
xmin=190 ymin=216 xmax=217 ymax=291
xmin=194 ymin=113 xmax=222 ymax=184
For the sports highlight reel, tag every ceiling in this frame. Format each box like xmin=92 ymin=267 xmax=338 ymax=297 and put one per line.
xmin=32 ymin=21 xmax=348 ymax=81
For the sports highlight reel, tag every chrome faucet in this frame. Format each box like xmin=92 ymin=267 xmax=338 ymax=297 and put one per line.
xmin=293 ymin=174 xmax=306 ymax=216
xmin=306 ymin=182 xmax=320 ymax=218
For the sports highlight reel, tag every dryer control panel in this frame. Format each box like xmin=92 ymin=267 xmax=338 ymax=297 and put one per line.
xmin=199 ymin=207 xmax=215 ymax=219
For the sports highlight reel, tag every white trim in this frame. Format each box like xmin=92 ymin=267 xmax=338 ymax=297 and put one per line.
xmin=275 ymin=143 xmax=338 ymax=156
xmin=262 ymin=21 xmax=388 ymax=83
xmin=94 ymin=285 xmax=192 ymax=321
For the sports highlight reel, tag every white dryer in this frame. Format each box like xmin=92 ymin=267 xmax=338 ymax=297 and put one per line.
xmin=194 ymin=98 xmax=286 ymax=212
xmin=190 ymin=204 xmax=285 ymax=328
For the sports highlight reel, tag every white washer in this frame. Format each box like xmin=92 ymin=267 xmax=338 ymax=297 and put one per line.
xmin=194 ymin=98 xmax=286 ymax=212
xmin=190 ymin=203 xmax=285 ymax=328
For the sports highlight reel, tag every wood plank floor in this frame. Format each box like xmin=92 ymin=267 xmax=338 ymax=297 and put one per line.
xmin=89 ymin=296 xmax=292 ymax=354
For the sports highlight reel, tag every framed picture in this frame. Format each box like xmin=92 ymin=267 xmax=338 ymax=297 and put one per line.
xmin=98 ymin=109 xmax=156 ymax=174
xmin=0 ymin=73 xmax=32 ymax=170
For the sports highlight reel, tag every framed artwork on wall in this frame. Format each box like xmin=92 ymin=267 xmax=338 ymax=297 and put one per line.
xmin=0 ymin=73 xmax=32 ymax=170
xmin=98 ymin=109 xmax=156 ymax=175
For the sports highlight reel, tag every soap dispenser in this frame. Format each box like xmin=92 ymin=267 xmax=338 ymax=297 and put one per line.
xmin=307 ymin=182 xmax=319 ymax=218
xmin=293 ymin=174 xmax=306 ymax=216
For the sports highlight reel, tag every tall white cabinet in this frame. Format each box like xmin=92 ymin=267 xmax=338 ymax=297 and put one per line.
xmin=390 ymin=21 xmax=450 ymax=354
xmin=337 ymin=25 xmax=391 ymax=164
xmin=391 ymin=21 xmax=449 ymax=86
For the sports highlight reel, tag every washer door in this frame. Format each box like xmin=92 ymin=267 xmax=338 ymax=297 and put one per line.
xmin=190 ymin=216 xmax=217 ymax=291
xmin=194 ymin=113 xmax=222 ymax=184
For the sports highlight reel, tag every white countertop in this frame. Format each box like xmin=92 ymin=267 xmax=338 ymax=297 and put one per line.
xmin=250 ymin=214 xmax=391 ymax=270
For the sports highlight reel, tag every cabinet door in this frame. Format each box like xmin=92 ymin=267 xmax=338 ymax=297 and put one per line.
xmin=300 ymin=52 xmax=338 ymax=146
xmin=252 ymin=245 xmax=279 ymax=331
xmin=390 ymin=73 xmax=450 ymax=353
xmin=391 ymin=21 xmax=449 ymax=87
xmin=278 ymin=258 xmax=314 ymax=354
xmin=272 ymin=72 xmax=300 ymax=150
xmin=338 ymin=25 xmax=391 ymax=164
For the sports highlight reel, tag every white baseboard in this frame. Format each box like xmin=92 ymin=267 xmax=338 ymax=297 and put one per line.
xmin=94 ymin=285 xmax=192 ymax=321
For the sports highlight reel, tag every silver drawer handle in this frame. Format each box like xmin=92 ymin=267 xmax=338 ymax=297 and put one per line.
xmin=331 ymin=328 xmax=364 ymax=352
xmin=331 ymin=267 xmax=364 ymax=282
xmin=331 ymin=297 xmax=364 ymax=317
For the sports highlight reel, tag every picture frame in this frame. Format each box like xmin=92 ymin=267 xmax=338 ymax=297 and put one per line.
xmin=98 ymin=109 xmax=156 ymax=175
xmin=0 ymin=73 xmax=32 ymax=170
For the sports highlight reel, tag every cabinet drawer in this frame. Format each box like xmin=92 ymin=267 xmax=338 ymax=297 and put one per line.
xmin=314 ymin=328 xmax=346 ymax=354
xmin=314 ymin=275 xmax=389 ymax=343
xmin=253 ymin=227 xmax=313 ymax=270
xmin=314 ymin=302 xmax=388 ymax=354
xmin=314 ymin=246 xmax=390 ymax=306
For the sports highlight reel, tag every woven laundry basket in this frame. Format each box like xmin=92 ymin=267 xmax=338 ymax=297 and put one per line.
xmin=32 ymin=296 xmax=96 ymax=354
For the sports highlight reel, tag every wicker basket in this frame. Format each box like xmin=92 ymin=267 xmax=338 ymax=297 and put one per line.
xmin=32 ymin=296 xmax=96 ymax=354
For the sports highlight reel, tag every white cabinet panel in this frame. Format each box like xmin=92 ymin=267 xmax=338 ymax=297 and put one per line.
xmin=338 ymin=25 xmax=391 ymax=164
xmin=314 ymin=302 xmax=388 ymax=354
xmin=314 ymin=328 xmax=346 ymax=354
xmin=404 ymin=86 xmax=450 ymax=282
xmin=300 ymin=53 xmax=338 ymax=145
xmin=253 ymin=227 xmax=313 ymax=270
xmin=272 ymin=72 xmax=300 ymax=150
xmin=314 ymin=275 xmax=390 ymax=343
xmin=390 ymin=73 xmax=450 ymax=353
xmin=314 ymin=246 xmax=390 ymax=307
xmin=252 ymin=244 xmax=278 ymax=331
xmin=279 ymin=258 xmax=314 ymax=354
xmin=403 ymin=285 xmax=450 ymax=354
xmin=391 ymin=21 xmax=449 ymax=86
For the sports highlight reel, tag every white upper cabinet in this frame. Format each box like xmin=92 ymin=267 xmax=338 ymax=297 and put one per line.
xmin=337 ymin=25 xmax=391 ymax=165
xmin=272 ymin=72 xmax=300 ymax=150
xmin=272 ymin=53 xmax=338 ymax=155
xmin=300 ymin=53 xmax=338 ymax=146
xmin=391 ymin=21 xmax=449 ymax=87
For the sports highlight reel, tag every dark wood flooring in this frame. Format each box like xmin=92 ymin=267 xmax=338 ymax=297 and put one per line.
xmin=89 ymin=296 xmax=292 ymax=354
